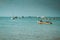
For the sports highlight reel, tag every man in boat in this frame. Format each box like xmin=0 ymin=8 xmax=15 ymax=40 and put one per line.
xmin=38 ymin=20 xmax=43 ymax=24
xmin=40 ymin=20 xmax=43 ymax=22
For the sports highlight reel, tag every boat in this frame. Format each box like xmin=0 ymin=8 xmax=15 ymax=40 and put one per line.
xmin=38 ymin=21 xmax=52 ymax=24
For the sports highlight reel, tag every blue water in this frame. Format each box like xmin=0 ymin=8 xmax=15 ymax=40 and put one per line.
xmin=0 ymin=17 xmax=60 ymax=40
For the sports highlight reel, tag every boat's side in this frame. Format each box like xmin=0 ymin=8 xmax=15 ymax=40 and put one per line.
xmin=38 ymin=22 xmax=51 ymax=24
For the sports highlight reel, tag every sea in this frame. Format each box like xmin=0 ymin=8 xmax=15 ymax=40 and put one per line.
xmin=0 ymin=17 xmax=60 ymax=40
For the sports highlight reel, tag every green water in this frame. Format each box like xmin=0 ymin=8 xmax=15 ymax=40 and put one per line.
xmin=0 ymin=17 xmax=60 ymax=40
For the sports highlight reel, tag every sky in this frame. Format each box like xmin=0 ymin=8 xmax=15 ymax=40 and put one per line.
xmin=0 ymin=0 xmax=60 ymax=17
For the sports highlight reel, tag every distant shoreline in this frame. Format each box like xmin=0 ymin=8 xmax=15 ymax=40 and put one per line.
xmin=0 ymin=16 xmax=60 ymax=18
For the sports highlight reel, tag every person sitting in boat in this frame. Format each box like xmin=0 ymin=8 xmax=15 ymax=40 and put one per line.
xmin=38 ymin=20 xmax=43 ymax=24
xmin=40 ymin=20 xmax=43 ymax=22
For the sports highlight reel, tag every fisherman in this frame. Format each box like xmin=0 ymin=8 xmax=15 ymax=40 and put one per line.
xmin=40 ymin=20 xmax=43 ymax=22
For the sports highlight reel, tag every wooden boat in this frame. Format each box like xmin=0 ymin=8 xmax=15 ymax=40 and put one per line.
xmin=38 ymin=21 xmax=52 ymax=24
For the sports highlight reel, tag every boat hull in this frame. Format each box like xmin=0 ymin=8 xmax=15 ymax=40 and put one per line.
xmin=38 ymin=22 xmax=52 ymax=24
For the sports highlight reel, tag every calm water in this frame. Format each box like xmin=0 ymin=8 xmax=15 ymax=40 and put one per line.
xmin=0 ymin=17 xmax=60 ymax=40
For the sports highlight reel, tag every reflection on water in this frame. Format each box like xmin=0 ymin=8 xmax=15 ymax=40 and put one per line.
xmin=0 ymin=17 xmax=60 ymax=40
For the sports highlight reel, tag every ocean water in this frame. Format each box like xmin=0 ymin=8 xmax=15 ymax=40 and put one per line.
xmin=0 ymin=17 xmax=60 ymax=40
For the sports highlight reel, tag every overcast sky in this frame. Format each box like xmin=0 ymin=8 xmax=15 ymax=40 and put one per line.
xmin=0 ymin=0 xmax=60 ymax=17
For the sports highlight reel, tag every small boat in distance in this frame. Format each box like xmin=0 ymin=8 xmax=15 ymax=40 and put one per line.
xmin=38 ymin=20 xmax=52 ymax=24
xmin=38 ymin=22 xmax=52 ymax=24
